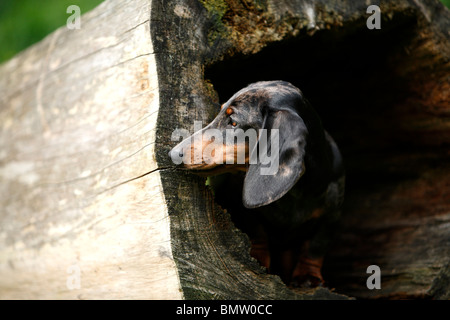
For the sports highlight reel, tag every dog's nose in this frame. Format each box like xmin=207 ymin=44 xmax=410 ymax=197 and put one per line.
xmin=169 ymin=147 xmax=184 ymax=165
xmin=168 ymin=148 xmax=183 ymax=158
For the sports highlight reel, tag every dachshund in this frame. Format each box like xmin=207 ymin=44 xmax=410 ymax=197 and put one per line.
xmin=169 ymin=81 xmax=345 ymax=287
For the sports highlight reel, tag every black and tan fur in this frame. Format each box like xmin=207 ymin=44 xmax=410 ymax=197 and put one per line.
xmin=170 ymin=81 xmax=345 ymax=287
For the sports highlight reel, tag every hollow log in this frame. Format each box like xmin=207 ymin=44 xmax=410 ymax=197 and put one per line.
xmin=0 ymin=0 xmax=448 ymax=300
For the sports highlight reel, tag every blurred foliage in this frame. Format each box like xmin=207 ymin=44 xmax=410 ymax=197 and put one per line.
xmin=0 ymin=0 xmax=103 ymax=63
xmin=0 ymin=0 xmax=449 ymax=63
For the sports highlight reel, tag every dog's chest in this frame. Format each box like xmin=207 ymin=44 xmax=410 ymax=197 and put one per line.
xmin=258 ymin=184 xmax=328 ymax=230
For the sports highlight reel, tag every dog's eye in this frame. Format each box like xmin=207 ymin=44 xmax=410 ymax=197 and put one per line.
xmin=228 ymin=117 xmax=237 ymax=128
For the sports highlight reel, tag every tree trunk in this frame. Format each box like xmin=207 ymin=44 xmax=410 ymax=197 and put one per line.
xmin=0 ymin=0 xmax=448 ymax=300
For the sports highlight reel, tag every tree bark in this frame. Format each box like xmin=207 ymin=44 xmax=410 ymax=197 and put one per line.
xmin=0 ymin=0 xmax=448 ymax=300
xmin=154 ymin=0 xmax=450 ymax=299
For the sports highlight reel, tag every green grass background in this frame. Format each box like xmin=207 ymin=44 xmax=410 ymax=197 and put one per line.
xmin=0 ymin=0 xmax=103 ymax=63
xmin=0 ymin=0 xmax=449 ymax=63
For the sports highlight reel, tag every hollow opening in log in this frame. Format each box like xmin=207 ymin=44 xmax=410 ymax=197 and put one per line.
xmin=204 ymin=12 xmax=449 ymax=297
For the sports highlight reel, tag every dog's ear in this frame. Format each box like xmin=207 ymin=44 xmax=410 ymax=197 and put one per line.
xmin=243 ymin=110 xmax=307 ymax=208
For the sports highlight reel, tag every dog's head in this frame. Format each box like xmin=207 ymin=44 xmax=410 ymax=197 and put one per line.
xmin=170 ymin=81 xmax=310 ymax=208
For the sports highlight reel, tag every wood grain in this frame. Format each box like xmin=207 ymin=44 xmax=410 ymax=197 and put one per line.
xmin=0 ymin=0 xmax=182 ymax=299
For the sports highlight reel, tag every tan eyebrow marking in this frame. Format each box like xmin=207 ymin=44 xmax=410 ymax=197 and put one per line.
xmin=226 ymin=107 xmax=233 ymax=115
